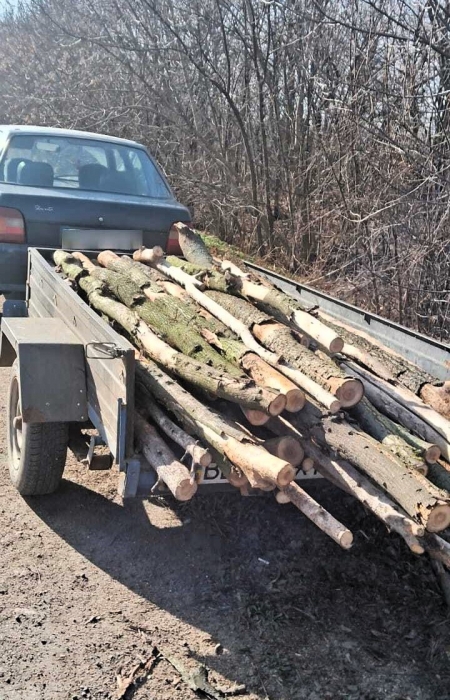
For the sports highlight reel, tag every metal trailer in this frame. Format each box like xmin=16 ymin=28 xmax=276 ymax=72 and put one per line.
xmin=1 ymin=248 xmax=449 ymax=499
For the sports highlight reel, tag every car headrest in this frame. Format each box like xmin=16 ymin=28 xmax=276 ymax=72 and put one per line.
xmin=79 ymin=163 xmax=108 ymax=190
xmin=17 ymin=161 xmax=54 ymax=187
xmin=4 ymin=158 xmax=32 ymax=183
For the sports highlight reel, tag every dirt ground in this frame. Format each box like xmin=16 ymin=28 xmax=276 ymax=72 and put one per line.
xmin=0 ymin=366 xmax=450 ymax=700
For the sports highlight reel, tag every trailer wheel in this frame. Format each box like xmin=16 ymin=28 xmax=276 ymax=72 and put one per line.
xmin=7 ymin=360 xmax=69 ymax=495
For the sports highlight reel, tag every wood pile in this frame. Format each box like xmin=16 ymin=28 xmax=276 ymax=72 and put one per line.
xmin=53 ymin=223 xmax=450 ymax=579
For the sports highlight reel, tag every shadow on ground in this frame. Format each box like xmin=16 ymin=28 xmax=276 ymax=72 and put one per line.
xmin=27 ymin=477 xmax=450 ymax=700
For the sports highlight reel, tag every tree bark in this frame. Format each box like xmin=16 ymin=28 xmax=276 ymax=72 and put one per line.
xmin=203 ymin=291 xmax=362 ymax=408
xmin=351 ymin=397 xmax=428 ymax=475
xmin=344 ymin=361 xmax=450 ymax=461
xmin=427 ymin=461 xmax=450 ymax=494
xmin=320 ymin=310 xmax=450 ymax=417
xmin=175 ymin=222 xmax=214 ymax=269
xmin=134 ymin=412 xmax=197 ymax=501
xmin=291 ymin=404 xmax=450 ymax=532
xmin=135 ymin=359 xmax=295 ymax=489
xmin=344 ymin=360 xmax=447 ymax=461
xmin=278 ymin=482 xmax=354 ymax=549
xmin=137 ymin=393 xmax=211 ymax=470
xmin=92 ymin=266 xmax=245 ymax=378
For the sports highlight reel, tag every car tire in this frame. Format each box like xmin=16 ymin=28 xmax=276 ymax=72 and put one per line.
xmin=7 ymin=360 xmax=69 ymax=495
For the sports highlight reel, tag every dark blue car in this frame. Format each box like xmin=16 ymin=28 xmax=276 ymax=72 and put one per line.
xmin=0 ymin=125 xmax=190 ymax=297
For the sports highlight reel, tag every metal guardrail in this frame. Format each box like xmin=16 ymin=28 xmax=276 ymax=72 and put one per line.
xmin=244 ymin=261 xmax=450 ymax=382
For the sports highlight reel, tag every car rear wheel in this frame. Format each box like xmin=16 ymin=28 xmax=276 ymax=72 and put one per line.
xmin=7 ymin=360 xmax=69 ymax=495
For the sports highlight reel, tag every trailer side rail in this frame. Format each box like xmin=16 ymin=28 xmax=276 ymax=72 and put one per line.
xmin=245 ymin=261 xmax=450 ymax=381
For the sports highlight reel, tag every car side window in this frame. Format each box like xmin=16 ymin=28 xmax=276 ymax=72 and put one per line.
xmin=128 ymin=151 xmax=148 ymax=196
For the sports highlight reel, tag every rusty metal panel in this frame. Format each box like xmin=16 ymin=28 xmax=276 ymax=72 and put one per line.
xmin=27 ymin=249 xmax=135 ymax=460
xmin=1 ymin=317 xmax=87 ymax=423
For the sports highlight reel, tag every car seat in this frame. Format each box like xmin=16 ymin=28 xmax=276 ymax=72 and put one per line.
xmin=78 ymin=163 xmax=108 ymax=190
xmin=17 ymin=161 xmax=54 ymax=187
xmin=4 ymin=158 xmax=32 ymax=183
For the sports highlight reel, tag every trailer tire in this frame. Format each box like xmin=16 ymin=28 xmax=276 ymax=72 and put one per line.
xmin=7 ymin=360 xmax=69 ymax=495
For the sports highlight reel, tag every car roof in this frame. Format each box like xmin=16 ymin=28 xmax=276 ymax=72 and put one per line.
xmin=0 ymin=125 xmax=144 ymax=149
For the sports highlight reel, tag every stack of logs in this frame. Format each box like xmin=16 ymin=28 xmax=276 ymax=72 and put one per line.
xmin=53 ymin=222 xmax=450 ymax=580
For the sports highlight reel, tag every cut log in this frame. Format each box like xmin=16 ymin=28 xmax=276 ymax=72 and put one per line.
xmin=136 ymin=359 xmax=295 ymax=489
xmin=135 ymin=323 xmax=286 ymax=417
xmin=320 ymin=310 xmax=450 ymax=417
xmin=134 ymin=412 xmax=197 ymax=501
xmin=299 ymin=438 xmax=426 ymax=549
xmin=292 ymin=405 xmax=450 ymax=532
xmin=200 ymin=256 xmax=342 ymax=352
xmin=191 ymin=420 xmax=295 ymax=490
xmin=344 ymin=361 xmax=450 ymax=461
xmin=351 ymin=397 xmax=428 ymax=475
xmin=427 ymin=461 xmax=450 ymax=494
xmin=174 ymin=222 xmax=214 ymax=269
xmin=301 ymin=457 xmax=315 ymax=473
xmin=275 ymin=490 xmax=291 ymax=504
xmin=72 ymin=251 xmax=98 ymax=274
xmin=241 ymin=407 xmax=270 ymax=426
xmin=200 ymin=290 xmax=360 ymax=409
xmin=250 ymin=320 xmax=363 ymax=408
xmin=344 ymin=361 xmax=446 ymax=461
xmin=132 ymin=245 xmax=164 ymax=265
xmin=208 ymin=447 xmax=248 ymax=488
xmin=153 ymin=259 xmax=280 ymax=365
xmin=57 ymin=253 xmax=285 ymax=417
xmin=231 ymin=280 xmax=343 ymax=353
xmin=92 ymin=266 xmax=245 ymax=378
xmin=279 ymin=482 xmax=353 ymax=549
xmin=263 ymin=436 xmax=304 ymax=467
xmin=137 ymin=394 xmax=211 ymax=470
xmin=240 ymin=353 xmax=305 ymax=412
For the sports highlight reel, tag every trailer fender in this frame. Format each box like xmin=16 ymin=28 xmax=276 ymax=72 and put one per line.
xmin=0 ymin=317 xmax=87 ymax=423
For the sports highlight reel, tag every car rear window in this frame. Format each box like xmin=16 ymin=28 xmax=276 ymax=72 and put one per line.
xmin=0 ymin=134 xmax=171 ymax=198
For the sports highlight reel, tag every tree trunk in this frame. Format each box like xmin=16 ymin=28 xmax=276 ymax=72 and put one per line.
xmin=351 ymin=397 xmax=428 ymax=475
xmin=137 ymin=394 xmax=211 ymax=470
xmin=344 ymin=360 xmax=447 ymax=460
xmin=134 ymin=412 xmax=197 ymax=501
xmin=263 ymin=436 xmax=304 ymax=467
xmin=320 ymin=310 xmax=450 ymax=416
xmin=203 ymin=290 xmax=362 ymax=408
xmin=344 ymin=361 xmax=450 ymax=461
xmin=135 ymin=359 xmax=295 ymax=490
xmin=292 ymin=405 xmax=450 ymax=532
xmin=175 ymin=222 xmax=214 ymax=269
xmin=301 ymin=438 xmax=426 ymax=551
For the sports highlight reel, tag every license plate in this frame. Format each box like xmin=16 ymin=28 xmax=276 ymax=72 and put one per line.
xmin=62 ymin=228 xmax=143 ymax=251
xmin=202 ymin=465 xmax=322 ymax=484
